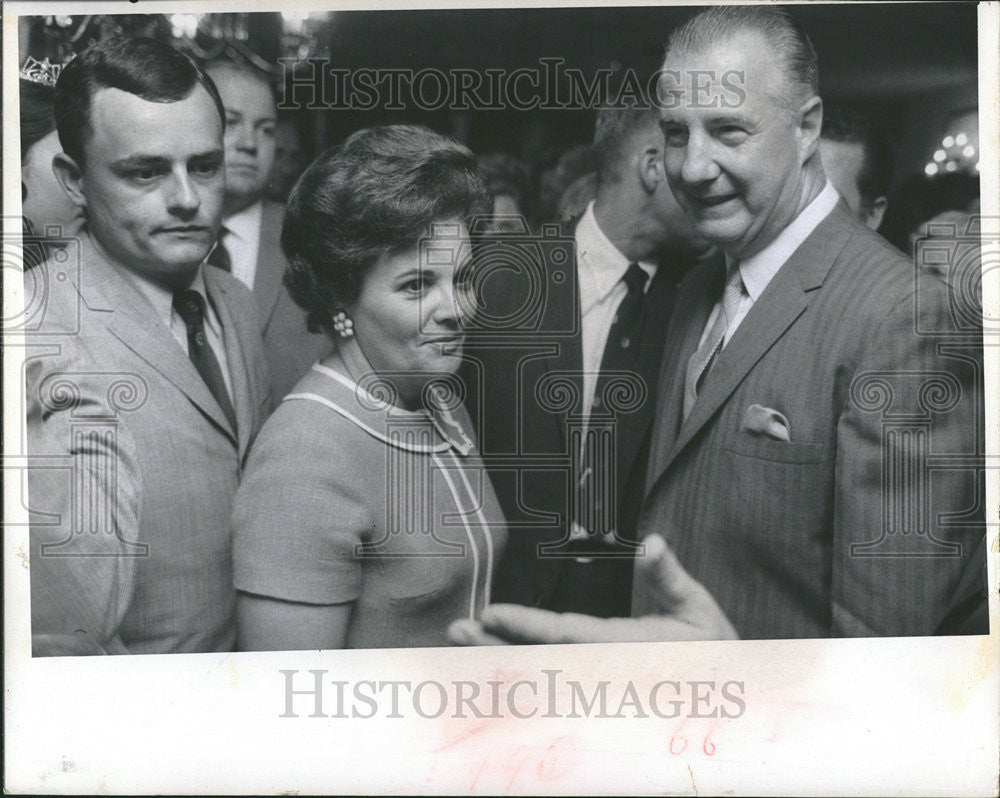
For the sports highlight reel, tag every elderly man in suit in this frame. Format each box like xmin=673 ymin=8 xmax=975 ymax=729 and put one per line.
xmin=453 ymin=6 xmax=983 ymax=644
xmin=464 ymin=98 xmax=713 ymax=620
xmin=204 ymin=60 xmax=330 ymax=403
xmin=27 ymin=37 xmax=271 ymax=655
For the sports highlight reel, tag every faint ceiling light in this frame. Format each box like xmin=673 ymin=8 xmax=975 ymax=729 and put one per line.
xmin=282 ymin=11 xmax=310 ymax=35
xmin=169 ymin=13 xmax=203 ymax=40
xmin=279 ymin=12 xmax=331 ymax=72
xmin=925 ymin=111 xmax=979 ymax=178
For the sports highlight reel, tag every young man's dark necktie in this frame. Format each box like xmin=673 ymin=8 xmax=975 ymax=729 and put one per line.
xmin=172 ymin=290 xmax=238 ymax=433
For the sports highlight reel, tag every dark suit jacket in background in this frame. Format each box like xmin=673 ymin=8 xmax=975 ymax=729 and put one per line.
xmin=463 ymin=222 xmax=694 ymax=616
xmin=27 ymin=235 xmax=272 ymax=655
xmin=641 ymin=202 xmax=985 ymax=638
xmin=253 ymin=201 xmax=332 ymax=404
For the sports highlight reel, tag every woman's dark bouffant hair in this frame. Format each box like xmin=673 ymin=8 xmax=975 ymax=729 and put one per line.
xmin=20 ymin=79 xmax=57 ymax=162
xmin=281 ymin=124 xmax=490 ymax=337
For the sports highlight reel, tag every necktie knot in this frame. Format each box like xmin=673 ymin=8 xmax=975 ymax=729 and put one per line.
xmin=173 ymin=289 xmax=206 ymax=327
xmin=721 ymin=262 xmax=745 ymax=325
xmin=623 ymin=262 xmax=648 ymax=294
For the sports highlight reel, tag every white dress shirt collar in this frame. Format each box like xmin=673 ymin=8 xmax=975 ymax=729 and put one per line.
xmin=575 ymin=201 xmax=657 ymax=315
xmin=224 ymin=200 xmax=263 ymax=245
xmin=731 ymin=180 xmax=840 ymax=301
xmin=120 ymin=265 xmax=222 ymax=340
xmin=221 ymin=200 xmax=264 ymax=289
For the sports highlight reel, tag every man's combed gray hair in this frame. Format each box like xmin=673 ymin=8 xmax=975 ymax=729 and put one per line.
xmin=666 ymin=6 xmax=819 ymax=105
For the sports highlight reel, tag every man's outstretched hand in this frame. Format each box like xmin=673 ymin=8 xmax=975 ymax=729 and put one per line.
xmin=448 ymin=534 xmax=738 ymax=645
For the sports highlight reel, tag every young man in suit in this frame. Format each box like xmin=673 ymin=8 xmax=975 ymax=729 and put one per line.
xmin=458 ymin=6 xmax=985 ymax=645
xmin=204 ymin=60 xmax=330 ymax=403
xmin=465 ymin=100 xmax=713 ymax=620
xmin=27 ymin=37 xmax=272 ymax=655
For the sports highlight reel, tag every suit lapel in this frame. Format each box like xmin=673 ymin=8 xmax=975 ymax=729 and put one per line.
xmin=251 ymin=201 xmax=286 ymax=330
xmin=205 ymin=268 xmax=257 ymax=460
xmin=77 ymin=237 xmax=239 ymax=447
xmin=654 ymin=203 xmax=856 ymax=475
xmin=542 ymin=263 xmax=584 ymax=388
xmin=536 ymin=229 xmax=584 ymax=451
xmin=645 ymin=257 xmax=722 ymax=489
xmin=667 ymin=267 xmax=808 ymax=460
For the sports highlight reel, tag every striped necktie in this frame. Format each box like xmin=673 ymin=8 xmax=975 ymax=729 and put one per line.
xmin=683 ymin=262 xmax=745 ymax=419
xmin=172 ymin=289 xmax=238 ymax=433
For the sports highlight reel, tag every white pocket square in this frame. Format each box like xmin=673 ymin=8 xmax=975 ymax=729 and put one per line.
xmin=740 ymin=404 xmax=791 ymax=441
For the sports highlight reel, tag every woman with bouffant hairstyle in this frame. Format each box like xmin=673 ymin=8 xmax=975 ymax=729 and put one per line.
xmin=232 ymin=124 xmax=508 ymax=650
xmin=19 ymin=76 xmax=85 ymax=268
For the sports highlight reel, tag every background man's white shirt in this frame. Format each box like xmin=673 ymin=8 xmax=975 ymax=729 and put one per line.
xmin=575 ymin=200 xmax=657 ymax=419
xmin=221 ymin=199 xmax=263 ymax=290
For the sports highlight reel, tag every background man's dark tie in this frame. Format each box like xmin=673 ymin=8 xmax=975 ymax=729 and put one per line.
xmin=593 ymin=262 xmax=649 ymax=408
xmin=173 ymin=290 xmax=238 ymax=433
xmin=552 ymin=262 xmax=649 ymax=617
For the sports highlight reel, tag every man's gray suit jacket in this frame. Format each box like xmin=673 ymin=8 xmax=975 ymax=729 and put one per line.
xmin=27 ymin=234 xmax=272 ymax=655
xmin=252 ymin=201 xmax=332 ymax=404
xmin=641 ymin=201 xmax=985 ymax=638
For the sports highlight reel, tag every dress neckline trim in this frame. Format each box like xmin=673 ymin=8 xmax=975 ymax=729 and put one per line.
xmin=284 ymin=363 xmax=474 ymax=455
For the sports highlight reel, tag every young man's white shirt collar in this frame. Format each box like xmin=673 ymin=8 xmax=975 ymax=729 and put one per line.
xmin=120 ymin=264 xmax=234 ymax=400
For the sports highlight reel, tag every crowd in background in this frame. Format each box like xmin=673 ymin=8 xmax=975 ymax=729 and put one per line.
xmin=20 ymin=62 xmax=982 ymax=269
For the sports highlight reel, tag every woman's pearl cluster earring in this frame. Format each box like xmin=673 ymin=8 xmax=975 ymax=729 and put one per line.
xmin=332 ymin=310 xmax=354 ymax=338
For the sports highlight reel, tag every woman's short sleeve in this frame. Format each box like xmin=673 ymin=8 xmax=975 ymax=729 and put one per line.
xmin=232 ymin=403 xmax=372 ymax=605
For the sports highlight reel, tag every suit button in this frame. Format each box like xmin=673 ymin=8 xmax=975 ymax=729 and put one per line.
xmin=620 ymin=336 xmax=630 ymax=349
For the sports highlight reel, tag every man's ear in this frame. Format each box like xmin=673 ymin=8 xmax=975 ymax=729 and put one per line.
xmin=866 ymin=196 xmax=888 ymax=231
xmin=638 ymin=143 xmax=663 ymax=194
xmin=52 ymin=152 xmax=88 ymax=209
xmin=797 ymin=96 xmax=823 ymax=162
